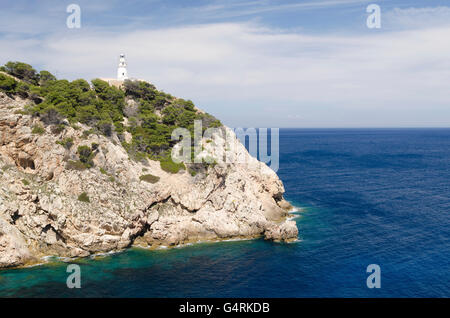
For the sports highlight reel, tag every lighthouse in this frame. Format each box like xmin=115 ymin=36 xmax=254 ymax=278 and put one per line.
xmin=117 ymin=53 xmax=128 ymax=80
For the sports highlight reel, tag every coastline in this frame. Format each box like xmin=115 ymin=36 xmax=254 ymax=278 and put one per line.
xmin=4 ymin=201 xmax=302 ymax=270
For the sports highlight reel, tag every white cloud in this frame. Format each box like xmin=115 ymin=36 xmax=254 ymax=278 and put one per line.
xmin=0 ymin=6 xmax=450 ymax=127
xmin=384 ymin=6 xmax=450 ymax=30
xmin=176 ymin=0 xmax=372 ymax=20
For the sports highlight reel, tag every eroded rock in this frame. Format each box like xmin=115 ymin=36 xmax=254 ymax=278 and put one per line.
xmin=0 ymin=94 xmax=298 ymax=268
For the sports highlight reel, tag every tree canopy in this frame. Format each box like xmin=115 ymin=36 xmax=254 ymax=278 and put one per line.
xmin=0 ymin=61 xmax=222 ymax=163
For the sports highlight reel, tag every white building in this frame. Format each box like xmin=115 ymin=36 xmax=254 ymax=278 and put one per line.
xmin=101 ymin=54 xmax=145 ymax=88
xmin=100 ymin=54 xmax=130 ymax=88
xmin=117 ymin=53 xmax=128 ymax=80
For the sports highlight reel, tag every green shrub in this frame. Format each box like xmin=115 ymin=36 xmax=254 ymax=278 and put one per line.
xmin=160 ymin=156 xmax=185 ymax=174
xmin=51 ymin=123 xmax=66 ymax=134
xmin=77 ymin=145 xmax=94 ymax=168
xmin=78 ymin=192 xmax=90 ymax=203
xmin=124 ymin=80 xmax=157 ymax=100
xmin=1 ymin=61 xmax=223 ymax=164
xmin=99 ymin=167 xmax=107 ymax=175
xmin=82 ymin=129 xmax=94 ymax=139
xmin=16 ymin=82 xmax=30 ymax=98
xmin=31 ymin=125 xmax=45 ymax=135
xmin=0 ymin=73 xmax=17 ymax=94
xmin=22 ymin=179 xmax=30 ymax=185
xmin=39 ymin=70 xmax=56 ymax=85
xmin=188 ymin=168 xmax=197 ymax=177
xmin=40 ymin=108 xmax=62 ymax=125
xmin=4 ymin=61 xmax=39 ymax=84
xmin=139 ymin=174 xmax=160 ymax=183
xmin=91 ymin=142 xmax=99 ymax=151
xmin=66 ymin=160 xmax=88 ymax=171
xmin=56 ymin=137 xmax=73 ymax=149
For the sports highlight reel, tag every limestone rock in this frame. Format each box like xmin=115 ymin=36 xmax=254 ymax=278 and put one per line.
xmin=0 ymin=93 xmax=298 ymax=268
xmin=0 ymin=217 xmax=33 ymax=268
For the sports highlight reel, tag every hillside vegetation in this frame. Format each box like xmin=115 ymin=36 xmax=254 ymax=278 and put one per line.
xmin=0 ymin=61 xmax=221 ymax=165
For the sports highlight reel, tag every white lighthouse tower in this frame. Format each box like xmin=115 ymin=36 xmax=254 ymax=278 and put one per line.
xmin=117 ymin=53 xmax=128 ymax=80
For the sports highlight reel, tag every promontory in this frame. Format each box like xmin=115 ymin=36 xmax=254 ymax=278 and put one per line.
xmin=0 ymin=62 xmax=298 ymax=268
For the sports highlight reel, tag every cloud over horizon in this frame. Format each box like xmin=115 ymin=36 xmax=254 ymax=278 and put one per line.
xmin=0 ymin=1 xmax=449 ymax=127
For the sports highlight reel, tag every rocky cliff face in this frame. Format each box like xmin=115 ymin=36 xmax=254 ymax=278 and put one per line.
xmin=0 ymin=92 xmax=297 ymax=268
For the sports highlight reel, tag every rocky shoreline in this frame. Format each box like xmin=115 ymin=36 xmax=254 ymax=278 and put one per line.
xmin=0 ymin=92 xmax=298 ymax=269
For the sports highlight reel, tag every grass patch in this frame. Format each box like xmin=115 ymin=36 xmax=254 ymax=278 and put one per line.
xmin=31 ymin=125 xmax=45 ymax=135
xmin=22 ymin=179 xmax=30 ymax=185
xmin=66 ymin=160 xmax=88 ymax=171
xmin=99 ymin=167 xmax=107 ymax=175
xmin=160 ymin=156 xmax=185 ymax=174
xmin=139 ymin=174 xmax=160 ymax=183
xmin=78 ymin=192 xmax=90 ymax=203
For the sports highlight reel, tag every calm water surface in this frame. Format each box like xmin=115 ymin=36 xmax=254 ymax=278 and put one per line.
xmin=1 ymin=129 xmax=449 ymax=297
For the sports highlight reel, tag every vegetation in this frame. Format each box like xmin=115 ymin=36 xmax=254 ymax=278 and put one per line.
xmin=77 ymin=145 xmax=95 ymax=168
xmin=160 ymin=156 xmax=185 ymax=174
xmin=56 ymin=137 xmax=74 ymax=149
xmin=22 ymin=179 xmax=30 ymax=186
xmin=0 ymin=73 xmax=17 ymax=95
xmin=31 ymin=125 xmax=45 ymax=135
xmin=64 ymin=144 xmax=97 ymax=170
xmin=139 ymin=174 xmax=160 ymax=183
xmin=66 ymin=160 xmax=88 ymax=171
xmin=0 ymin=61 xmax=223 ymax=168
xmin=78 ymin=192 xmax=90 ymax=203
xmin=3 ymin=62 xmax=40 ymax=85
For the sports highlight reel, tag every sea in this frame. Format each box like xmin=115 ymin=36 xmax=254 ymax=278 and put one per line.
xmin=0 ymin=128 xmax=449 ymax=297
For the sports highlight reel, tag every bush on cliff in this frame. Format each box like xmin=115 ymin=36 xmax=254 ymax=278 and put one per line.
xmin=31 ymin=125 xmax=45 ymax=135
xmin=56 ymin=137 xmax=74 ymax=150
xmin=1 ymin=61 xmax=223 ymax=167
xmin=77 ymin=145 xmax=95 ymax=168
xmin=78 ymin=192 xmax=90 ymax=203
xmin=139 ymin=174 xmax=160 ymax=183
xmin=0 ymin=73 xmax=17 ymax=94
xmin=66 ymin=160 xmax=88 ymax=171
xmin=39 ymin=70 xmax=56 ymax=85
xmin=4 ymin=61 xmax=39 ymax=85
xmin=160 ymin=156 xmax=185 ymax=174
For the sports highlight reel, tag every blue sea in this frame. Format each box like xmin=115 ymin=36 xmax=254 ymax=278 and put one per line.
xmin=1 ymin=128 xmax=449 ymax=297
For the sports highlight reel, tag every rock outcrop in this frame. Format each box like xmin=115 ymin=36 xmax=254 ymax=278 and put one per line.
xmin=0 ymin=92 xmax=297 ymax=268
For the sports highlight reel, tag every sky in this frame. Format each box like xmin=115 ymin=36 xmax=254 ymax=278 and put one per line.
xmin=0 ymin=0 xmax=449 ymax=128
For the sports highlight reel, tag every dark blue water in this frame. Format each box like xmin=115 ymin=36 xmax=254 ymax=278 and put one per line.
xmin=1 ymin=129 xmax=449 ymax=297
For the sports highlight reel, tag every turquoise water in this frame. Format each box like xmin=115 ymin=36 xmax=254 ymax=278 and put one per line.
xmin=1 ymin=128 xmax=449 ymax=297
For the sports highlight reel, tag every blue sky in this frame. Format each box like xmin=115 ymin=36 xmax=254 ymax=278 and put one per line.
xmin=0 ymin=0 xmax=449 ymax=127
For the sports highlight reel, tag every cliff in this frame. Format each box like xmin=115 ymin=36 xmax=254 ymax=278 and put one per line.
xmin=0 ymin=71 xmax=297 ymax=268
